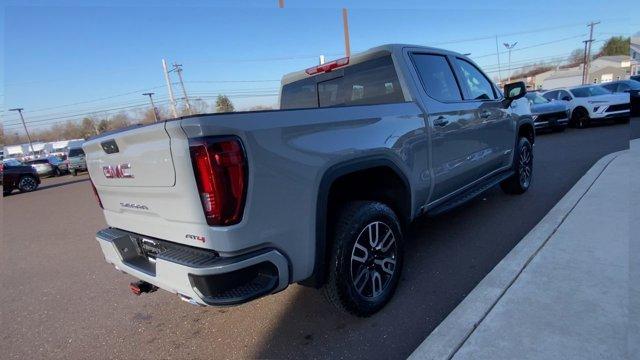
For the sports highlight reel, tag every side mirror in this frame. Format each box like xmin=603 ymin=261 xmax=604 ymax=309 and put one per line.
xmin=504 ymin=81 xmax=526 ymax=100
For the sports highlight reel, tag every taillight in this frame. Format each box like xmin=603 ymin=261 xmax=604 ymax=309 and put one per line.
xmin=91 ymin=180 xmax=103 ymax=209
xmin=189 ymin=137 xmax=247 ymax=226
xmin=305 ymin=57 xmax=349 ymax=75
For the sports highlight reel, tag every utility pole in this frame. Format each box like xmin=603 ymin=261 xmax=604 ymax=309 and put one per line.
xmin=342 ymin=8 xmax=351 ymax=57
xmin=173 ymin=63 xmax=192 ymax=115
xmin=162 ymin=59 xmax=179 ymax=118
xmin=582 ymin=21 xmax=600 ymax=85
xmin=581 ymin=40 xmax=589 ymax=85
xmin=142 ymin=92 xmax=160 ymax=122
xmin=495 ymin=35 xmax=502 ymax=85
xmin=9 ymin=108 xmax=35 ymax=155
xmin=503 ymin=42 xmax=518 ymax=83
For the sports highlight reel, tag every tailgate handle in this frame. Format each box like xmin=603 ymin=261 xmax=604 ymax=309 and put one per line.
xmin=101 ymin=139 xmax=120 ymax=154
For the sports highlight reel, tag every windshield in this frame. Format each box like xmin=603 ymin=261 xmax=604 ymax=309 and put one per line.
xmin=68 ymin=148 xmax=85 ymax=157
xmin=623 ymin=80 xmax=640 ymax=90
xmin=525 ymin=93 xmax=549 ymax=104
xmin=570 ymin=86 xmax=611 ymax=98
xmin=48 ymin=156 xmax=63 ymax=165
xmin=3 ymin=159 xmax=23 ymax=167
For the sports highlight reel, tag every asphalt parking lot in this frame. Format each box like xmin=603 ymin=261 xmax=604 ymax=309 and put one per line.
xmin=1 ymin=120 xmax=635 ymax=360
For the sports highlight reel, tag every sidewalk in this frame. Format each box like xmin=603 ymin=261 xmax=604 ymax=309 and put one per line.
xmin=411 ymin=140 xmax=638 ymax=360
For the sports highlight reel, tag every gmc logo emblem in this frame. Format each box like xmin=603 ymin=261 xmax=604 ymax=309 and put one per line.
xmin=103 ymin=163 xmax=134 ymax=179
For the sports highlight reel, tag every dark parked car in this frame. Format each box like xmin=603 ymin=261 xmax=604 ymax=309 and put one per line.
xmin=2 ymin=159 xmax=41 ymax=195
xmin=524 ymin=92 xmax=569 ymax=132
xmin=631 ymin=75 xmax=640 ymax=82
xmin=600 ymin=80 xmax=640 ymax=116
xmin=67 ymin=147 xmax=87 ymax=176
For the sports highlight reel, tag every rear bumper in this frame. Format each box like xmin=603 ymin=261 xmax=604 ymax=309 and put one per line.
xmin=96 ymin=228 xmax=290 ymax=306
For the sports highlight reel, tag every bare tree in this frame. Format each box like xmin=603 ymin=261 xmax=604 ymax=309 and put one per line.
xmin=215 ymin=95 xmax=235 ymax=113
xmin=567 ymin=48 xmax=585 ymax=65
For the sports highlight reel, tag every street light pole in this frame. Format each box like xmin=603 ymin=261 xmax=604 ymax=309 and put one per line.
xmin=142 ymin=92 xmax=160 ymax=122
xmin=503 ymin=42 xmax=518 ymax=83
xmin=9 ymin=108 xmax=35 ymax=155
xmin=342 ymin=8 xmax=351 ymax=57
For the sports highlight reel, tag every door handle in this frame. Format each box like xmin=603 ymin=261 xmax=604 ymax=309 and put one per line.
xmin=433 ymin=116 xmax=449 ymax=127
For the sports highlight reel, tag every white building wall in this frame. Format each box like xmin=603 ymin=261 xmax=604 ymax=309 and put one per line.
xmin=543 ymin=75 xmax=583 ymax=89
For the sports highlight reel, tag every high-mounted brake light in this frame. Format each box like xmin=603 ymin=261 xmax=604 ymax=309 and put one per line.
xmin=305 ymin=57 xmax=350 ymax=75
xmin=189 ymin=137 xmax=247 ymax=226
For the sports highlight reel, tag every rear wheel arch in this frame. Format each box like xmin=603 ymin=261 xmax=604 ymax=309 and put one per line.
xmin=301 ymin=156 xmax=412 ymax=288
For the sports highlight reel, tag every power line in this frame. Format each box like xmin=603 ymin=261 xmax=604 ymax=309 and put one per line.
xmin=430 ymin=22 xmax=590 ymax=46
xmin=4 ymin=92 xmax=280 ymax=129
xmin=4 ymin=87 xmax=280 ymax=123
xmin=471 ymin=34 xmax=586 ymax=59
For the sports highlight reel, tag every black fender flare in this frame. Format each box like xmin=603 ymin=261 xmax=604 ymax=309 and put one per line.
xmin=299 ymin=155 xmax=412 ymax=288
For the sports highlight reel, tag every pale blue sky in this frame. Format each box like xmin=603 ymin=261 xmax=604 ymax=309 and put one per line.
xmin=2 ymin=0 xmax=637 ymax=134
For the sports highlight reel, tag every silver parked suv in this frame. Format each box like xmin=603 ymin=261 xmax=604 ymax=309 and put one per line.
xmin=84 ymin=44 xmax=534 ymax=316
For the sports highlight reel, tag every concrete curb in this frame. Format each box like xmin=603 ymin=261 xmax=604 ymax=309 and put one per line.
xmin=409 ymin=149 xmax=627 ymax=360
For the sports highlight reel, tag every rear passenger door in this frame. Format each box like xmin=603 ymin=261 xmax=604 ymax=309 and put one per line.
xmin=409 ymin=52 xmax=502 ymax=203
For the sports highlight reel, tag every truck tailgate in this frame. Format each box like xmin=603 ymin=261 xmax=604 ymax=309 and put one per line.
xmin=84 ymin=123 xmax=176 ymax=187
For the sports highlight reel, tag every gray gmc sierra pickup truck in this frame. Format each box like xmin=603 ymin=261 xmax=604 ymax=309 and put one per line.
xmin=84 ymin=44 xmax=533 ymax=316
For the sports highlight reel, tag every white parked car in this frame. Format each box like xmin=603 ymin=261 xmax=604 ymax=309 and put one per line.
xmin=541 ymin=85 xmax=630 ymax=128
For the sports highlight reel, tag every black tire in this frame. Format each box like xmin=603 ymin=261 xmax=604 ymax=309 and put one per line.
xmin=17 ymin=175 xmax=39 ymax=193
xmin=322 ymin=201 xmax=403 ymax=317
xmin=500 ymin=137 xmax=533 ymax=195
xmin=571 ymin=108 xmax=590 ymax=128
xmin=71 ymin=169 xmax=77 ymax=176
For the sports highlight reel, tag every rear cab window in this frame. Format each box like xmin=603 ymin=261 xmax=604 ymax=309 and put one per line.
xmin=280 ymin=55 xmax=405 ymax=109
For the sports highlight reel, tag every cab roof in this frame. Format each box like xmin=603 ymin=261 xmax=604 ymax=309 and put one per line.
xmin=280 ymin=44 xmax=465 ymax=86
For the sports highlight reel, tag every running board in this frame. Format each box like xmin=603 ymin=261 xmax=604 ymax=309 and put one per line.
xmin=427 ymin=170 xmax=514 ymax=216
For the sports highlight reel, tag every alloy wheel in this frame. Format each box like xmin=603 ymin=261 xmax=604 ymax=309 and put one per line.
xmin=518 ymin=145 xmax=532 ymax=188
xmin=19 ymin=177 xmax=37 ymax=192
xmin=350 ymin=221 xmax=397 ymax=299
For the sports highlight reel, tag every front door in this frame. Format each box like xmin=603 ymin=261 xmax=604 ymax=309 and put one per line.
xmin=450 ymin=57 xmax=515 ymax=176
xmin=408 ymin=51 xmax=503 ymax=203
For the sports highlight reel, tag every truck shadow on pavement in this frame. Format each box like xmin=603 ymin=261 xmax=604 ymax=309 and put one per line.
xmin=38 ymin=177 xmax=90 ymax=192
xmin=253 ymin=191 xmax=517 ymax=359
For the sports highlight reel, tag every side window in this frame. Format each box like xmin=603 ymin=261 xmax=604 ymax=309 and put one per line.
xmin=411 ymin=54 xmax=462 ymax=102
xmin=542 ymin=91 xmax=558 ymax=101
xmin=601 ymin=83 xmax=616 ymax=92
xmin=618 ymin=83 xmax=630 ymax=92
xmin=455 ymin=59 xmax=497 ymax=100
xmin=558 ymin=90 xmax=572 ymax=101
